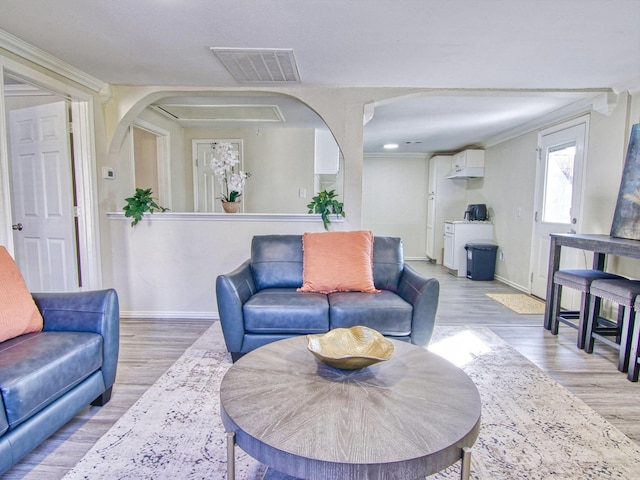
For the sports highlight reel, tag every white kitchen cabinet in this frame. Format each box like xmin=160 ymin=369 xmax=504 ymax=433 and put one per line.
xmin=443 ymin=221 xmax=493 ymax=277
xmin=443 ymin=225 xmax=454 ymax=268
xmin=426 ymin=156 xmax=466 ymax=263
xmin=446 ymin=149 xmax=486 ymax=179
xmin=314 ymin=129 xmax=339 ymax=175
xmin=452 ymin=149 xmax=485 ymax=169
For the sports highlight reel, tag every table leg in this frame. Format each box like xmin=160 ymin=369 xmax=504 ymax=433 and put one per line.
xmin=592 ymin=252 xmax=606 ymax=270
xmin=227 ymin=431 xmax=235 ymax=480
xmin=460 ymin=447 xmax=472 ymax=480
xmin=544 ymin=237 xmax=562 ymax=330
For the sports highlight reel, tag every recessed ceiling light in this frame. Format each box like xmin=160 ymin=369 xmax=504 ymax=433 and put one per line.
xmin=383 ymin=143 xmax=399 ymax=149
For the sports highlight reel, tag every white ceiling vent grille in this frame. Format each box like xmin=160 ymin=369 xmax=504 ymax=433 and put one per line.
xmin=211 ymin=48 xmax=300 ymax=83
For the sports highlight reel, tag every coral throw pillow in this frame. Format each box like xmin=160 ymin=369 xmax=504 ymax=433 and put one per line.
xmin=0 ymin=246 xmax=43 ymax=343
xmin=298 ymin=230 xmax=380 ymax=294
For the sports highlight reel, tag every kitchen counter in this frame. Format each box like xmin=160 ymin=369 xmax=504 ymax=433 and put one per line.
xmin=444 ymin=221 xmax=494 ymax=277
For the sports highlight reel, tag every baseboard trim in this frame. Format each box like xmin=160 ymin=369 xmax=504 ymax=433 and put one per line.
xmin=121 ymin=311 xmax=219 ymax=320
xmin=493 ymin=274 xmax=529 ymax=294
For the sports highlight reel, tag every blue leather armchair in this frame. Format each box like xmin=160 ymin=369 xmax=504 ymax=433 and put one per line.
xmin=216 ymin=235 xmax=439 ymax=361
xmin=0 ymin=288 xmax=119 ymax=475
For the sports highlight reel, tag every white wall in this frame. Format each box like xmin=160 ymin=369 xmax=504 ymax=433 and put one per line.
xmin=241 ymin=128 xmax=315 ymax=214
xmin=107 ymin=214 xmax=339 ymax=317
xmin=362 ymin=155 xmax=428 ymax=258
xmin=481 ymin=132 xmax=538 ymax=289
xmin=182 ymin=127 xmax=317 ymax=214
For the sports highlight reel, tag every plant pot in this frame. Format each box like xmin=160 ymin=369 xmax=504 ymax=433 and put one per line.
xmin=221 ymin=201 xmax=241 ymax=213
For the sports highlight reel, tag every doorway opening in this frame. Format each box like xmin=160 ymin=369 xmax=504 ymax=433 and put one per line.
xmin=132 ymin=119 xmax=171 ymax=209
xmin=2 ymin=67 xmax=101 ymax=292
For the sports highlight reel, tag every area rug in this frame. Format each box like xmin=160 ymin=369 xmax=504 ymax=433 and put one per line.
xmin=62 ymin=323 xmax=640 ymax=480
xmin=486 ymin=293 xmax=546 ymax=314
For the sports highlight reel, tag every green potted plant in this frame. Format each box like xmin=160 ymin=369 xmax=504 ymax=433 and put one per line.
xmin=123 ymin=187 xmax=169 ymax=227
xmin=307 ymin=189 xmax=345 ymax=230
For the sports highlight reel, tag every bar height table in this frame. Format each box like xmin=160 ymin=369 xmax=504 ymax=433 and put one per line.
xmin=544 ymin=233 xmax=640 ymax=330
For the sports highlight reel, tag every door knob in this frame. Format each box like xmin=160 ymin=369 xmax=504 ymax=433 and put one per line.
xmin=12 ymin=223 xmax=23 ymax=231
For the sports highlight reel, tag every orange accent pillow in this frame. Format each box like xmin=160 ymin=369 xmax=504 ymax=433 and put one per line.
xmin=298 ymin=231 xmax=380 ymax=294
xmin=0 ymin=246 xmax=43 ymax=343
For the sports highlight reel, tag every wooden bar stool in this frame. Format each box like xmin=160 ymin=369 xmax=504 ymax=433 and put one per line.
xmin=550 ymin=269 xmax=624 ymax=349
xmin=584 ymin=278 xmax=640 ymax=373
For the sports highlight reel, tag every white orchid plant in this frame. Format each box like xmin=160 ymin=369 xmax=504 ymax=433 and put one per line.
xmin=209 ymin=142 xmax=250 ymax=203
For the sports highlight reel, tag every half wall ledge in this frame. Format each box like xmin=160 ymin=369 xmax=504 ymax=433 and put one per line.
xmin=106 ymin=212 xmax=345 ymax=224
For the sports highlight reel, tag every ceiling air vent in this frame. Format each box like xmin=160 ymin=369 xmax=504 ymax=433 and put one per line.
xmin=211 ymin=48 xmax=300 ymax=83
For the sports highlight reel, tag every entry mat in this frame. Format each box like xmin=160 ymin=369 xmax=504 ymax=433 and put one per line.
xmin=486 ymin=293 xmax=546 ymax=315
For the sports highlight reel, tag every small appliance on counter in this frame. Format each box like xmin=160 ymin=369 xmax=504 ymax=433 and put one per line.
xmin=463 ymin=204 xmax=488 ymax=221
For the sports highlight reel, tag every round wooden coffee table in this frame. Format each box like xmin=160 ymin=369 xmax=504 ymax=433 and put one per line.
xmin=220 ymin=336 xmax=481 ymax=480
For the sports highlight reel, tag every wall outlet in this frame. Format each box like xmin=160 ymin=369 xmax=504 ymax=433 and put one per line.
xmin=298 ymin=188 xmax=307 ymax=198
xmin=499 ymin=250 xmax=505 ymax=261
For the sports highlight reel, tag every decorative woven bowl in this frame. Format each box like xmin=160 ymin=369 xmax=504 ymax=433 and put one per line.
xmin=307 ymin=326 xmax=395 ymax=370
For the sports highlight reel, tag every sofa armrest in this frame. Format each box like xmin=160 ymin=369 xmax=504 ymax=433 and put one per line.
xmin=397 ymin=265 xmax=440 ymax=346
xmin=32 ymin=289 xmax=120 ymax=389
xmin=216 ymin=260 xmax=256 ymax=353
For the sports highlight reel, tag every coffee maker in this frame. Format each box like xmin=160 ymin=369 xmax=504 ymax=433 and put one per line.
xmin=464 ymin=204 xmax=488 ymax=221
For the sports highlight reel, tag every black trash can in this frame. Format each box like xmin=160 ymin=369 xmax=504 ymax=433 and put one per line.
xmin=465 ymin=243 xmax=498 ymax=281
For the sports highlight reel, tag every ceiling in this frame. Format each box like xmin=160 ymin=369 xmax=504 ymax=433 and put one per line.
xmin=1 ymin=0 xmax=639 ymax=155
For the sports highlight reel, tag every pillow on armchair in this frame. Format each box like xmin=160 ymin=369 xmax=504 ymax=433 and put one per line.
xmin=0 ymin=246 xmax=43 ymax=342
xmin=298 ymin=230 xmax=380 ymax=294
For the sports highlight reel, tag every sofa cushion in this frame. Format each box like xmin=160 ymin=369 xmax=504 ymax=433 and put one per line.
xmin=372 ymin=237 xmax=404 ymax=292
xmin=298 ymin=230 xmax=380 ymax=294
xmin=0 ymin=246 xmax=43 ymax=343
xmin=251 ymin=235 xmax=304 ymax=290
xmin=0 ymin=331 xmax=102 ymax=430
xmin=244 ymin=288 xmax=329 ymax=333
xmin=328 ymin=291 xmax=413 ymax=336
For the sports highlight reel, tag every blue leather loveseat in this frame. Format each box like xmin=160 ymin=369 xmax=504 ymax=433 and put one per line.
xmin=216 ymin=235 xmax=439 ymax=361
xmin=0 ymin=289 xmax=119 ymax=475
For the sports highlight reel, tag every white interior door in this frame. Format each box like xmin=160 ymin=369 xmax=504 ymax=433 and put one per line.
xmin=530 ymin=118 xmax=587 ymax=299
xmin=8 ymin=101 xmax=79 ymax=292
xmin=192 ymin=139 xmax=243 ymax=212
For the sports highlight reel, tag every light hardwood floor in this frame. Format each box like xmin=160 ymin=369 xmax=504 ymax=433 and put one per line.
xmin=4 ymin=261 xmax=640 ymax=479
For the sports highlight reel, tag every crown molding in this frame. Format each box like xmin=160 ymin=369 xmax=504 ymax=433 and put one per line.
xmin=0 ymin=28 xmax=103 ymax=92
xmin=483 ymin=96 xmax=597 ymax=148
xmin=613 ymin=76 xmax=640 ymax=96
xmin=3 ymin=83 xmax=55 ymax=97
xmin=364 ymin=152 xmax=431 ymax=159
xmin=628 ymin=83 xmax=640 ymax=96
